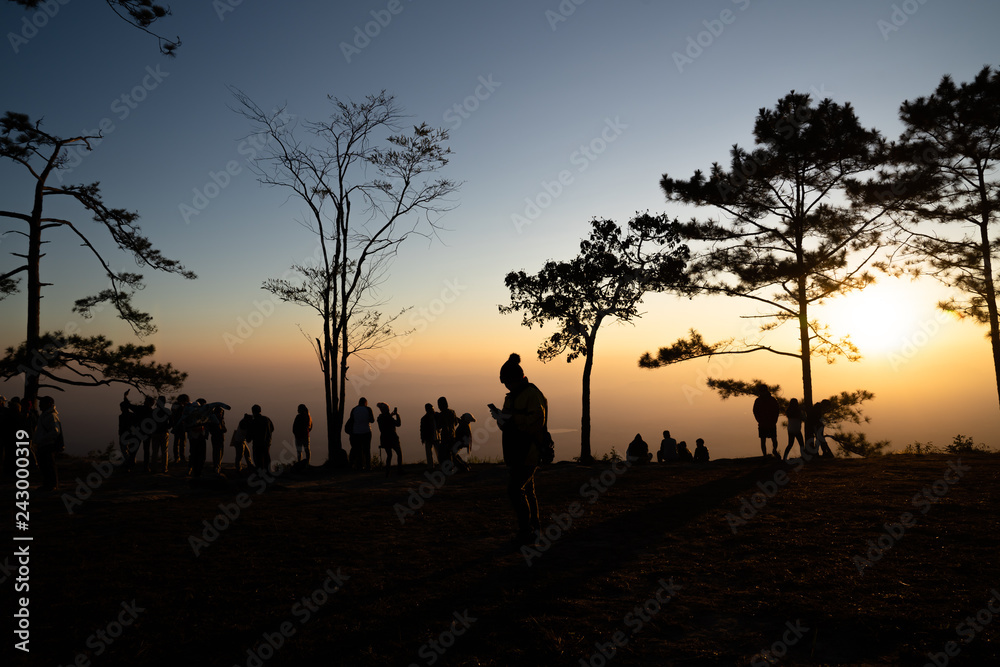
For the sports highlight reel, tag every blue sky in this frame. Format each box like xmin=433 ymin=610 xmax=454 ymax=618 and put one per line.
xmin=2 ymin=0 xmax=999 ymax=460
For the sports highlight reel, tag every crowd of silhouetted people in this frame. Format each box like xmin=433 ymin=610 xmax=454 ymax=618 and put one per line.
xmin=2 ymin=375 xmax=840 ymax=506
xmin=112 ymin=392 xmax=284 ymax=478
xmin=0 ymin=394 xmax=62 ymax=491
xmin=105 ymin=391 xmax=486 ymax=481
xmin=624 ymin=431 xmax=710 ymax=465
xmin=618 ymin=384 xmax=837 ymax=467
xmin=753 ymin=385 xmax=835 ymax=461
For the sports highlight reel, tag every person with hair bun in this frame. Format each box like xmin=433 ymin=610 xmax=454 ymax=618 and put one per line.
xmin=490 ymin=353 xmax=548 ymax=547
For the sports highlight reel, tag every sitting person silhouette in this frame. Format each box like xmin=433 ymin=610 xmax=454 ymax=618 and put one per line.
xmin=693 ymin=438 xmax=710 ymax=463
xmin=626 ymin=433 xmax=652 ymax=464
xmin=657 ymin=430 xmax=678 ymax=463
xmin=676 ymin=440 xmax=694 ymax=463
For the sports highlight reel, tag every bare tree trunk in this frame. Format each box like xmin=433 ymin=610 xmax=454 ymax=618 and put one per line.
xmin=321 ymin=332 xmax=337 ymax=462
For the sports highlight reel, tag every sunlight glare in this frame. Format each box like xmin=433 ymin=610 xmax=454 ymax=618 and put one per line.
xmin=819 ymin=280 xmax=936 ymax=357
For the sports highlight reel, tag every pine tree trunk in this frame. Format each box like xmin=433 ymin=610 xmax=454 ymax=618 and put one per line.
xmin=798 ymin=276 xmax=813 ymax=407
xmin=977 ymin=198 xmax=1000 ymax=411
xmin=24 ymin=173 xmax=45 ymax=405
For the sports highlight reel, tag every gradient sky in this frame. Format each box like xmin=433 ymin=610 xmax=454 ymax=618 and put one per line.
xmin=2 ymin=0 xmax=999 ymax=462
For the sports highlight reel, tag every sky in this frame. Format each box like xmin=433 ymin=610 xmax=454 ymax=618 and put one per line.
xmin=1 ymin=0 xmax=999 ymax=462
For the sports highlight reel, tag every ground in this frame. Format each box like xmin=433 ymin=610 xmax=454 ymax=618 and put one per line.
xmin=5 ymin=452 xmax=1000 ymax=666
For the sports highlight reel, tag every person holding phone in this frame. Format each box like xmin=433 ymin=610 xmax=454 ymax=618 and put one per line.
xmin=491 ymin=353 xmax=548 ymax=548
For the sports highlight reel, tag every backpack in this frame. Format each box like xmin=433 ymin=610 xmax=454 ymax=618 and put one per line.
xmin=538 ymin=429 xmax=555 ymax=465
xmin=513 ymin=382 xmax=554 ymax=466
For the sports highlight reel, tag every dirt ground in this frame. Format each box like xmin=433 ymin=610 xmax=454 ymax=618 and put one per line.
xmin=5 ymin=451 xmax=1000 ymax=666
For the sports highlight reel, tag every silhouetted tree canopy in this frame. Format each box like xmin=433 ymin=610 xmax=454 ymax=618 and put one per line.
xmin=0 ymin=112 xmax=194 ymax=400
xmin=501 ymin=213 xmax=688 ymax=462
xmin=641 ymin=93 xmax=898 ymax=454
xmin=8 ymin=0 xmax=180 ymax=55
xmin=858 ymin=66 xmax=1000 ymax=411
xmin=0 ymin=333 xmax=186 ymax=396
xmin=645 ymin=93 xmax=895 ymax=405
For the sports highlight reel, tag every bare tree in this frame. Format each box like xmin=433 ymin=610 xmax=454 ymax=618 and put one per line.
xmin=233 ymin=90 xmax=459 ymax=463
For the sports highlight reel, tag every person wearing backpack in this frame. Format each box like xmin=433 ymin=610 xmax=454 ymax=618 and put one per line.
xmin=435 ymin=397 xmax=459 ymax=469
xmin=491 ymin=353 xmax=548 ymax=547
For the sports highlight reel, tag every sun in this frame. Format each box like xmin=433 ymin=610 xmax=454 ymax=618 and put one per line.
xmin=818 ymin=279 xmax=936 ymax=357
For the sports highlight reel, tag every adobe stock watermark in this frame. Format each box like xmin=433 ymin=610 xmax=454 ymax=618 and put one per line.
xmin=725 ymin=439 xmax=823 ymax=534
xmin=877 ymin=0 xmax=931 ymax=41
xmin=522 ymin=458 xmax=633 ymax=566
xmin=408 ymin=610 xmax=477 ymax=667
xmin=223 ymin=295 xmax=281 ymax=352
xmin=55 ymin=600 xmax=145 ymax=665
xmin=7 ymin=0 xmax=71 ymax=53
xmin=394 ymin=420 xmax=498 ymax=524
xmin=214 ymin=0 xmax=245 ymax=21
xmin=679 ymin=322 xmax=758 ymax=404
xmin=57 ymin=64 xmax=171 ymax=182
xmin=180 ymin=107 xmax=294 ymax=225
xmin=349 ymin=277 xmax=468 ymax=390
xmin=750 ymin=620 xmax=811 ymax=666
xmin=712 ymin=84 xmax=833 ymax=201
xmin=340 ymin=0 xmax=415 ymax=64
xmin=235 ymin=568 xmax=349 ymax=667
xmin=222 ymin=241 xmax=326 ymax=352
xmin=511 ymin=117 xmax=628 ymax=234
xmin=672 ymin=0 xmax=751 ymax=74
xmin=887 ymin=309 xmax=951 ymax=371
xmin=442 ymin=75 xmax=501 ymax=131
xmin=545 ymin=0 xmax=588 ymax=31
xmin=188 ymin=444 xmax=300 ymax=556
xmin=60 ymin=445 xmax=129 ymax=514
xmin=924 ymin=590 xmax=1000 ymax=667
xmin=852 ymin=459 xmax=969 ymax=576
xmin=578 ymin=578 xmax=681 ymax=667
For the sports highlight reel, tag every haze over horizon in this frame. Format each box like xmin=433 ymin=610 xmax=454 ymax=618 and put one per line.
xmin=2 ymin=0 xmax=999 ymax=462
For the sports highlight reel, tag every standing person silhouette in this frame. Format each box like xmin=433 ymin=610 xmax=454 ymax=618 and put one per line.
xmin=490 ymin=353 xmax=547 ymax=548
xmin=752 ymin=385 xmax=780 ymax=459
xmin=248 ymin=404 xmax=275 ymax=474
xmin=377 ymin=402 xmax=403 ymax=477
xmin=815 ymin=399 xmax=835 ymax=457
xmin=150 ymin=396 xmax=171 ymax=473
xmin=348 ymin=397 xmax=375 ymax=471
xmin=293 ymin=404 xmax=313 ymax=464
xmin=208 ymin=405 xmax=227 ymax=474
xmin=453 ymin=413 xmax=475 ymax=472
xmin=783 ymin=398 xmax=805 ymax=461
xmin=435 ymin=397 xmax=459 ymax=469
xmin=170 ymin=394 xmax=190 ymax=464
xmin=33 ymin=395 xmax=62 ymax=492
xmin=419 ymin=403 xmax=440 ymax=469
